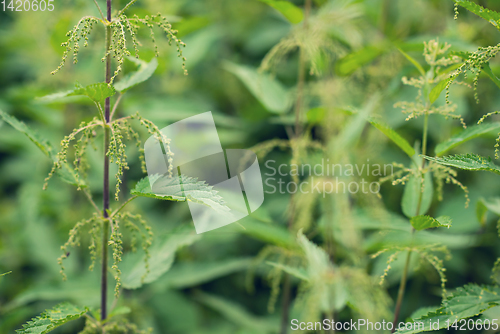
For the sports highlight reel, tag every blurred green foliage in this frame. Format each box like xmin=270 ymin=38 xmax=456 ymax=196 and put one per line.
xmin=2 ymin=0 xmax=500 ymax=333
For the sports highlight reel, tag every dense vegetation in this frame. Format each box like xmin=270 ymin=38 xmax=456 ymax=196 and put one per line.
xmin=2 ymin=0 xmax=500 ymax=333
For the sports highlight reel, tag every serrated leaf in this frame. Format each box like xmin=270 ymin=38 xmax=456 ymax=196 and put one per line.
xmin=396 ymin=284 xmax=500 ymax=334
xmin=402 ymin=173 xmax=433 ymax=218
xmin=259 ymin=0 xmax=303 ymax=24
xmin=16 ymin=302 xmax=88 ymax=334
xmin=429 ymin=78 xmax=451 ymax=104
xmin=223 ymin=61 xmax=291 ymax=114
xmin=37 ymin=83 xmax=115 ymax=104
xmin=435 ymin=122 xmax=500 ymax=156
xmin=131 ymin=174 xmax=230 ymax=215
xmin=369 ymin=119 xmax=415 ymax=158
xmin=454 ymin=0 xmax=500 ymax=31
xmin=121 ymin=226 xmax=201 ymax=289
xmin=114 ymin=57 xmax=158 ymax=92
xmin=68 ymin=82 xmax=116 ymax=102
xmin=423 ymin=154 xmax=500 ymax=175
xmin=410 ymin=215 xmax=451 ymax=231
xmin=0 ymin=110 xmax=84 ymax=187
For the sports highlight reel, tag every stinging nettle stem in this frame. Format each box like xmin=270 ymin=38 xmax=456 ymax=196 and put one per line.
xmin=101 ymin=0 xmax=112 ymax=322
xmin=391 ymin=107 xmax=429 ymax=332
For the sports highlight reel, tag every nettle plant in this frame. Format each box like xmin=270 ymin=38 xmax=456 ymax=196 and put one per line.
xmin=381 ymin=1 xmax=500 ymax=333
xmin=368 ymin=38 xmax=471 ymax=333
xmin=0 ymin=0 xmax=225 ymax=333
xmin=233 ymin=0 xmax=394 ymax=332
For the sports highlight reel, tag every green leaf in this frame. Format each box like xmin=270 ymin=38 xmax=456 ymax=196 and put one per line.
xmin=266 ymin=261 xmax=309 ymax=281
xmin=131 ymin=174 xmax=230 ymax=215
xmin=0 ymin=109 xmax=52 ymax=156
xmin=258 ymin=0 xmax=303 ymax=24
xmin=16 ymin=302 xmax=88 ymax=334
xmin=423 ymin=154 xmax=500 ymax=175
xmin=478 ymin=197 xmax=500 ymax=216
xmin=36 ymin=90 xmax=87 ymax=104
xmin=108 ymin=306 xmax=131 ymax=318
xmin=397 ymin=48 xmax=426 ymax=77
xmin=429 ymin=78 xmax=451 ymax=104
xmin=476 ymin=199 xmax=488 ymax=227
xmin=454 ymin=0 xmax=500 ymax=31
xmin=410 ymin=215 xmax=452 ymax=231
xmin=156 ymin=258 xmax=252 ymax=289
xmin=238 ymin=218 xmax=295 ymax=248
xmin=68 ymin=82 xmax=116 ymax=102
xmin=297 ymin=230 xmax=331 ymax=277
xmin=395 ymin=284 xmax=500 ymax=334
xmin=369 ymin=119 xmax=415 ymax=158
xmin=195 ymin=292 xmax=279 ymax=333
xmin=0 ymin=271 xmax=11 ymax=277
xmin=335 ymin=45 xmax=385 ymax=76
xmin=223 ymin=61 xmax=291 ymax=114
xmin=121 ymin=226 xmax=201 ymax=289
xmin=38 ymin=83 xmax=115 ymax=104
xmin=114 ymin=57 xmax=158 ymax=92
xmin=306 ymin=107 xmax=326 ymax=124
xmin=402 ymin=173 xmax=433 ymax=218
xmin=0 ymin=110 xmax=84 ymax=187
xmin=435 ymin=122 xmax=500 ymax=156
xmin=483 ymin=62 xmax=500 ymax=90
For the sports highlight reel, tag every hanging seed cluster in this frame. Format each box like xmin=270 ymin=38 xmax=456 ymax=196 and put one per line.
xmin=372 ymin=244 xmax=450 ymax=301
xmin=109 ymin=217 xmax=124 ymax=296
xmin=430 ymin=162 xmax=469 ymax=207
xmin=478 ymin=111 xmax=500 ymax=158
xmin=53 ymin=13 xmax=188 ymax=78
xmin=80 ymin=317 xmax=153 ymax=334
xmin=58 ymin=213 xmax=101 ymax=281
xmin=130 ymin=111 xmax=174 ymax=177
xmin=57 ymin=211 xmax=153 ymax=297
xmin=51 ymin=17 xmax=99 ymax=75
xmin=44 ymin=118 xmax=102 ymax=190
xmin=115 ymin=212 xmax=154 ymax=286
xmin=446 ymin=44 xmax=500 ymax=104
xmin=108 ymin=120 xmax=130 ymax=201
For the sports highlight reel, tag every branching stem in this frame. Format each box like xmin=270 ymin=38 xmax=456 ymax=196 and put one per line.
xmin=110 ymin=94 xmax=123 ymax=120
xmin=92 ymin=0 xmax=105 ymax=22
xmin=111 ymin=195 xmax=138 ymax=218
xmin=117 ymin=0 xmax=138 ymax=17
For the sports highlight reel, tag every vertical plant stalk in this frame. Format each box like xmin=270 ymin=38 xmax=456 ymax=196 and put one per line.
xmin=391 ymin=249 xmax=412 ymax=332
xmin=293 ymin=0 xmax=311 ymax=138
xmin=391 ymin=112 xmax=429 ymax=333
xmin=101 ymin=0 xmax=112 ymax=322
xmin=280 ymin=1 xmax=312 ymax=333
